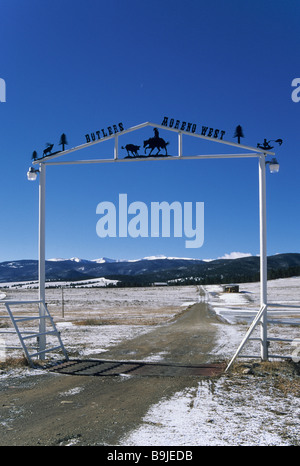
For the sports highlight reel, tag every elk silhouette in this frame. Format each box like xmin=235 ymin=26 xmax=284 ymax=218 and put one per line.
xmin=43 ymin=143 xmax=54 ymax=157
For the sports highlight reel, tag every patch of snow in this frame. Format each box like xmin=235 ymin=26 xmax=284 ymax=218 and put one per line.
xmin=120 ymin=377 xmax=299 ymax=446
xmin=0 ymin=277 xmax=119 ymax=289
xmin=55 ymin=322 xmax=151 ymax=357
xmin=142 ymin=351 xmax=168 ymax=362
xmin=59 ymin=386 xmax=84 ymax=397
xmin=47 ymin=258 xmax=66 ymax=262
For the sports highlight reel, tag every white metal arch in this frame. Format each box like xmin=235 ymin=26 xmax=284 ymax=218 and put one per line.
xmin=31 ymin=121 xmax=276 ymax=369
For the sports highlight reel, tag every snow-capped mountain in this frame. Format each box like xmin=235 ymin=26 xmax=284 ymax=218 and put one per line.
xmin=0 ymin=253 xmax=299 ymax=285
xmin=91 ymin=258 xmax=117 ymax=264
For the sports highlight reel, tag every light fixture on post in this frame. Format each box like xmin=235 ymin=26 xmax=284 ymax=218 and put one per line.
xmin=27 ymin=167 xmax=39 ymax=181
xmin=267 ymin=157 xmax=280 ymax=173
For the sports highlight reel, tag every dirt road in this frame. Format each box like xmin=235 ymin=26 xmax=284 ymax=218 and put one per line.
xmin=0 ymin=302 xmax=224 ymax=446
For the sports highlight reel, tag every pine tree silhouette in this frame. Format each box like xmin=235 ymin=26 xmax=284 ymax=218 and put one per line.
xmin=234 ymin=125 xmax=244 ymax=144
xmin=59 ymin=133 xmax=68 ymax=151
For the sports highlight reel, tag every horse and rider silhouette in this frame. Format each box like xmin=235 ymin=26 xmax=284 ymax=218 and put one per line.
xmin=143 ymin=128 xmax=169 ymax=156
xmin=122 ymin=128 xmax=169 ymax=157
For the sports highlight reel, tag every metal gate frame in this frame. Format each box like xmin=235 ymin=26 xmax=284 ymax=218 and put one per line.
xmin=27 ymin=120 xmax=277 ymax=366
xmin=0 ymin=300 xmax=68 ymax=366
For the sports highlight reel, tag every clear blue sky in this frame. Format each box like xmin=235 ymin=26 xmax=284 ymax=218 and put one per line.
xmin=0 ymin=0 xmax=299 ymax=262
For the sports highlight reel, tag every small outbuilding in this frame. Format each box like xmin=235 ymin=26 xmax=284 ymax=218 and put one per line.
xmin=222 ymin=284 xmax=239 ymax=293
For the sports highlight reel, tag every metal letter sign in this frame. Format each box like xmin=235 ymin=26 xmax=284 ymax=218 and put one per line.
xmin=161 ymin=116 xmax=226 ymax=140
xmin=31 ymin=116 xmax=228 ymax=161
xmin=85 ymin=122 xmax=125 ymax=143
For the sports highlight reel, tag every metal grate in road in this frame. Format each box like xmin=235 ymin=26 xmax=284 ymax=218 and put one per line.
xmin=47 ymin=359 xmax=225 ymax=377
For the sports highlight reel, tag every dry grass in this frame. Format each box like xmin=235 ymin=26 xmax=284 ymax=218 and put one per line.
xmin=73 ymin=318 xmax=104 ymax=326
xmin=230 ymin=360 xmax=300 ymax=396
xmin=0 ymin=356 xmax=29 ymax=370
xmin=72 ymin=316 xmax=169 ymax=325
xmin=0 ymin=321 xmax=10 ymax=328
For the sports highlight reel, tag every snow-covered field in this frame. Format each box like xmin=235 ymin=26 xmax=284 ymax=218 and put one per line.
xmin=204 ymin=277 xmax=300 ymax=361
xmin=204 ymin=277 xmax=300 ymax=325
xmin=0 ymin=284 xmax=201 ymax=360
xmin=0 ymin=277 xmax=299 ymax=445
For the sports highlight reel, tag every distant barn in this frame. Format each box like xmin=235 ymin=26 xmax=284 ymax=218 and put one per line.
xmin=222 ymin=284 xmax=239 ymax=293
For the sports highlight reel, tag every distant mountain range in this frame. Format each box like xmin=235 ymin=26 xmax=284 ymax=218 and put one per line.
xmin=0 ymin=253 xmax=300 ymax=286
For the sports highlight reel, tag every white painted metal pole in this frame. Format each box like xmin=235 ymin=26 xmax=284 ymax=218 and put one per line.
xmin=259 ymin=154 xmax=268 ymax=360
xmin=38 ymin=163 xmax=46 ymax=358
xmin=178 ymin=132 xmax=182 ymax=157
xmin=114 ymin=134 xmax=118 ymax=160
xmin=43 ymin=153 xmax=261 ymax=167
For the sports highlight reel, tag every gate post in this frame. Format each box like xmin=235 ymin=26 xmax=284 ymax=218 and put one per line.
xmin=259 ymin=154 xmax=268 ymax=360
xmin=38 ymin=163 xmax=46 ymax=358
